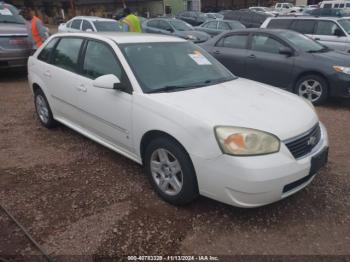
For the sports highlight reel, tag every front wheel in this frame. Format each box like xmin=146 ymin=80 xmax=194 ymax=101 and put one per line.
xmin=144 ymin=137 xmax=198 ymax=205
xmin=295 ymin=75 xmax=328 ymax=105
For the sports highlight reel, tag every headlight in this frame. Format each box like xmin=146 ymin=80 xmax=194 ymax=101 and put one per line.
xmin=186 ymin=34 xmax=197 ymax=40
xmin=333 ymin=65 xmax=350 ymax=75
xmin=214 ymin=126 xmax=280 ymax=156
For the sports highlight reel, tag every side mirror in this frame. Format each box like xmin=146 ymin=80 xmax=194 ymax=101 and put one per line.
xmin=93 ymin=74 xmax=120 ymax=90
xmin=334 ymin=28 xmax=344 ymax=37
xmin=279 ymin=47 xmax=293 ymax=56
xmin=166 ymin=27 xmax=174 ymax=33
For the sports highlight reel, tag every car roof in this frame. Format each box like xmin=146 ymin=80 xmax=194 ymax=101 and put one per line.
xmin=221 ymin=28 xmax=291 ymax=34
xmin=54 ymin=32 xmax=186 ymax=44
xmin=269 ymin=15 xmax=350 ymax=20
xmin=71 ymin=16 xmax=117 ymax=22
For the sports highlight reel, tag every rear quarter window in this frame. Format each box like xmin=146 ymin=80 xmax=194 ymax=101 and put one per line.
xmin=38 ymin=38 xmax=59 ymax=63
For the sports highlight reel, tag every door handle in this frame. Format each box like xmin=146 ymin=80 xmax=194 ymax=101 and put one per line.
xmin=43 ymin=71 xmax=51 ymax=78
xmin=248 ymin=54 xmax=256 ymax=59
xmin=214 ymin=50 xmax=221 ymax=54
xmin=314 ymin=38 xmax=320 ymax=41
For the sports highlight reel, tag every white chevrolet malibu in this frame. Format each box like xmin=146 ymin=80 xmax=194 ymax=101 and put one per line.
xmin=28 ymin=33 xmax=329 ymax=208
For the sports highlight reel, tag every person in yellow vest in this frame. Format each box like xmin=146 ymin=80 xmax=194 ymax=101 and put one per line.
xmin=122 ymin=7 xmax=142 ymax=33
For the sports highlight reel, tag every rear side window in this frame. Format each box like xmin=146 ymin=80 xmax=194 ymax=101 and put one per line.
xmin=217 ymin=34 xmax=248 ymax=49
xmin=323 ymin=3 xmax=332 ymax=8
xmin=71 ymin=19 xmax=82 ymax=30
xmin=52 ymin=38 xmax=83 ymax=72
xmin=38 ymin=38 xmax=59 ymax=63
xmin=205 ymin=21 xmax=218 ymax=29
xmin=346 ymin=3 xmax=350 ymax=7
xmin=218 ymin=22 xmax=230 ymax=30
xmin=290 ymin=20 xmax=316 ymax=34
xmin=82 ymin=20 xmax=93 ymax=31
xmin=266 ymin=19 xmax=293 ymax=29
xmin=339 ymin=4 xmax=345 ymax=8
xmin=82 ymin=40 xmax=122 ymax=79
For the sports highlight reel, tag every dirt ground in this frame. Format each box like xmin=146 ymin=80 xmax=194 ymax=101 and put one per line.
xmin=0 ymin=69 xmax=350 ymax=260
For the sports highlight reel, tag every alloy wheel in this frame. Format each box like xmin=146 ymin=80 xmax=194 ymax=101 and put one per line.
xmin=35 ymin=95 xmax=49 ymax=124
xmin=150 ymin=148 xmax=183 ymax=196
xmin=298 ymin=79 xmax=323 ymax=103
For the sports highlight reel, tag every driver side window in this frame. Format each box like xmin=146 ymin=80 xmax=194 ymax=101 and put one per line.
xmin=82 ymin=20 xmax=94 ymax=32
xmin=251 ymin=34 xmax=286 ymax=54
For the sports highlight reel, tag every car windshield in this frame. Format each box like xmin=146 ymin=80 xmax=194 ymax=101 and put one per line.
xmin=93 ymin=21 xmax=123 ymax=32
xmin=170 ymin=20 xmax=192 ymax=31
xmin=0 ymin=4 xmax=25 ymax=24
xmin=278 ymin=30 xmax=327 ymax=52
xmin=120 ymin=42 xmax=235 ymax=93
xmin=339 ymin=19 xmax=350 ymax=33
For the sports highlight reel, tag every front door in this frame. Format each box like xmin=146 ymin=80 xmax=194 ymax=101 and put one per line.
xmin=75 ymin=39 xmax=133 ymax=152
xmin=245 ymin=33 xmax=294 ymax=89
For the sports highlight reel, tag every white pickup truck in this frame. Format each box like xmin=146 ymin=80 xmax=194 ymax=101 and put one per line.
xmin=274 ymin=3 xmax=303 ymax=14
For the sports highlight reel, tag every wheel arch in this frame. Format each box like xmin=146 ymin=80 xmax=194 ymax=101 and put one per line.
xmin=140 ymin=130 xmax=191 ymax=164
xmin=294 ymin=71 xmax=329 ymax=92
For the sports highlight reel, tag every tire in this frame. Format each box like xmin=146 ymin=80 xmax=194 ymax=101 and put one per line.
xmin=295 ymin=74 xmax=328 ymax=105
xmin=34 ymin=89 xmax=56 ymax=128
xmin=144 ymin=137 xmax=199 ymax=205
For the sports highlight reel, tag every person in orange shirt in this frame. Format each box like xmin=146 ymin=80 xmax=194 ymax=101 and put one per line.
xmin=23 ymin=8 xmax=49 ymax=50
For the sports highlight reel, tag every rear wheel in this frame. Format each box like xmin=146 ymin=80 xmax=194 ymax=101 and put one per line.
xmin=34 ymin=89 xmax=56 ymax=128
xmin=295 ymin=75 xmax=328 ymax=105
xmin=144 ymin=137 xmax=198 ymax=205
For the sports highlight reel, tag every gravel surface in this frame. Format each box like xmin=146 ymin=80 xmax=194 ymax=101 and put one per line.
xmin=0 ymin=69 xmax=349 ymax=258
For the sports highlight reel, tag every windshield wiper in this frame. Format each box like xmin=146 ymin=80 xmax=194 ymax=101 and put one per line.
xmin=147 ymin=84 xmax=200 ymax=94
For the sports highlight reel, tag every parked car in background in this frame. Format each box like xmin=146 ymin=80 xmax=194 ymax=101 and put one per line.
xmin=0 ymin=2 xmax=31 ymax=69
xmin=204 ymin=13 xmax=224 ymax=20
xmin=28 ymin=32 xmax=328 ymax=208
xmin=319 ymin=0 xmax=350 ymax=9
xmin=143 ymin=18 xmax=210 ymax=43
xmin=58 ymin=16 xmax=123 ymax=33
xmin=274 ymin=3 xmax=301 ymax=14
xmin=195 ymin=19 xmax=245 ymax=37
xmin=261 ymin=16 xmax=350 ymax=53
xmin=249 ymin=6 xmax=276 ymax=15
xmin=307 ymin=8 xmax=350 ymax=16
xmin=176 ymin=11 xmax=207 ymax=26
xmin=224 ymin=9 xmax=273 ymax=28
xmin=201 ymin=28 xmax=350 ymax=104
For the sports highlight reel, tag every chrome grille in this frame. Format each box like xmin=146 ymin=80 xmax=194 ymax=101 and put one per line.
xmin=285 ymin=124 xmax=321 ymax=159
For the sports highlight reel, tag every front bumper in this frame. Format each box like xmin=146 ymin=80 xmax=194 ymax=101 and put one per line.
xmin=191 ymin=122 xmax=329 ymax=208
xmin=329 ymin=72 xmax=350 ymax=98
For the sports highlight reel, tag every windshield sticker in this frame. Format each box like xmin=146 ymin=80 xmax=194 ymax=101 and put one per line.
xmin=189 ymin=51 xmax=212 ymax=65
xmin=0 ymin=8 xmax=13 ymax=16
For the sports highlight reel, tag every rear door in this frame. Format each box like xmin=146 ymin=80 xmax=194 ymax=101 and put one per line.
xmin=245 ymin=33 xmax=294 ymax=89
xmin=211 ymin=33 xmax=249 ymax=77
xmin=313 ymin=20 xmax=348 ymax=52
xmin=49 ymin=37 xmax=85 ymax=124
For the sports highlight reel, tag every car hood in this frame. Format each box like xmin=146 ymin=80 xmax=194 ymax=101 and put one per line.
xmin=0 ymin=23 xmax=27 ymax=35
xmin=177 ymin=30 xmax=210 ymax=40
xmin=311 ymin=50 xmax=350 ymax=67
xmin=151 ymin=78 xmax=318 ymax=141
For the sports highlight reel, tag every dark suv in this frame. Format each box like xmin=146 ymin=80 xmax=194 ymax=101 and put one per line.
xmin=224 ymin=9 xmax=273 ymax=28
xmin=176 ymin=11 xmax=207 ymax=26
xmin=261 ymin=16 xmax=350 ymax=53
xmin=0 ymin=2 xmax=32 ymax=69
